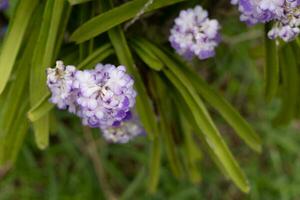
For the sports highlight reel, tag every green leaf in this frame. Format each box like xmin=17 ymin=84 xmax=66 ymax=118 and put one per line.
xmin=134 ymin=37 xmax=262 ymax=153
xmin=164 ymin=70 xmax=249 ymax=193
xmin=30 ymin=0 xmax=69 ymax=149
xmin=174 ymin=94 xmax=230 ymax=180
xmin=137 ymin=39 xmax=249 ymax=192
xmin=77 ymin=43 xmax=113 ymax=69
xmin=179 ymin=113 xmax=202 ymax=184
xmin=0 ymin=5 xmax=43 ymax=135
xmin=70 ymin=0 xmax=185 ymax=43
xmin=148 ymin=137 xmax=161 ymax=194
xmin=1 ymin=101 xmax=29 ymax=165
xmin=27 ymin=94 xmax=53 ymax=122
xmin=264 ymin=23 xmax=279 ymax=102
xmin=0 ymin=0 xmax=39 ymax=94
xmin=68 ymin=0 xmax=92 ymax=5
xmin=151 ymin=73 xmax=183 ymax=178
xmin=130 ymin=39 xmax=163 ymax=71
xmin=172 ymin=54 xmax=261 ymax=153
xmin=273 ymin=45 xmax=299 ymax=125
xmin=0 ymin=57 xmax=30 ymax=137
xmin=27 ymin=44 xmax=114 ymax=122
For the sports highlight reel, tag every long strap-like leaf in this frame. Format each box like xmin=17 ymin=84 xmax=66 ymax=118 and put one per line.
xmin=0 ymin=0 xmax=39 ymax=94
xmin=132 ymin=38 xmax=250 ymax=192
xmin=132 ymin=37 xmax=261 ymax=153
xmin=70 ymin=0 xmax=185 ymax=43
xmin=30 ymin=0 xmax=69 ymax=149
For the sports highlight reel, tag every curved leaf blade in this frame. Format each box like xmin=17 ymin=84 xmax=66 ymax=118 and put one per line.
xmin=70 ymin=0 xmax=185 ymax=43
xmin=0 ymin=0 xmax=39 ymax=94
xmin=135 ymin=38 xmax=250 ymax=192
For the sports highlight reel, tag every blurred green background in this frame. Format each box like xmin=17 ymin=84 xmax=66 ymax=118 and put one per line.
xmin=0 ymin=0 xmax=300 ymax=199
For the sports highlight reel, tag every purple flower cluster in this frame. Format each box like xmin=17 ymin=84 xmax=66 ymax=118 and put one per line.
xmin=0 ymin=0 xmax=8 ymax=11
xmin=169 ymin=6 xmax=221 ymax=60
xmin=232 ymin=0 xmax=300 ymax=41
xmin=47 ymin=61 xmax=142 ymax=143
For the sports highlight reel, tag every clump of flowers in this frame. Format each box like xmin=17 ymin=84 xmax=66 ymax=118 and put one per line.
xmin=169 ymin=5 xmax=221 ymax=60
xmin=232 ymin=0 xmax=300 ymax=42
xmin=47 ymin=61 xmax=142 ymax=143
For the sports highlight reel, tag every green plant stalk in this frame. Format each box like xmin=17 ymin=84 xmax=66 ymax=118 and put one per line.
xmin=264 ymin=23 xmax=279 ymax=102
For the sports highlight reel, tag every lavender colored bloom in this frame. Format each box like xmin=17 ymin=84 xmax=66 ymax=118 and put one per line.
xmin=101 ymin=112 xmax=144 ymax=143
xmin=232 ymin=0 xmax=300 ymax=41
xmin=0 ymin=0 xmax=8 ymax=10
xmin=73 ymin=64 xmax=136 ymax=128
xmin=46 ymin=61 xmax=77 ymax=113
xmin=169 ymin=6 xmax=221 ymax=60
xmin=47 ymin=61 xmax=139 ymax=144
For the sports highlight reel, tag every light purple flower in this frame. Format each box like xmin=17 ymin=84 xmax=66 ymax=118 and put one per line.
xmin=47 ymin=61 xmax=139 ymax=144
xmin=101 ymin=111 xmax=144 ymax=143
xmin=0 ymin=0 xmax=9 ymax=11
xmin=46 ymin=61 xmax=77 ymax=113
xmin=73 ymin=64 xmax=136 ymax=128
xmin=169 ymin=5 xmax=221 ymax=60
xmin=232 ymin=0 xmax=300 ymax=41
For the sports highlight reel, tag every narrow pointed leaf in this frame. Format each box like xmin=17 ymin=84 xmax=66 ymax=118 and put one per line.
xmin=148 ymin=137 xmax=161 ymax=194
xmin=133 ymin=37 xmax=261 ymax=153
xmin=0 ymin=0 xmax=39 ymax=94
xmin=130 ymin=40 xmax=163 ymax=71
xmin=70 ymin=0 xmax=185 ymax=43
xmin=136 ymin=39 xmax=249 ymax=192
xmin=164 ymin=70 xmax=249 ymax=193
xmin=152 ymin=73 xmax=183 ymax=178
xmin=30 ymin=0 xmax=69 ymax=149
xmin=171 ymin=54 xmax=262 ymax=153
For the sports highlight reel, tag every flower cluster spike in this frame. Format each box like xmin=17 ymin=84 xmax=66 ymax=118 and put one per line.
xmin=169 ymin=5 xmax=221 ymax=60
xmin=47 ymin=61 xmax=142 ymax=143
xmin=232 ymin=0 xmax=300 ymax=41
